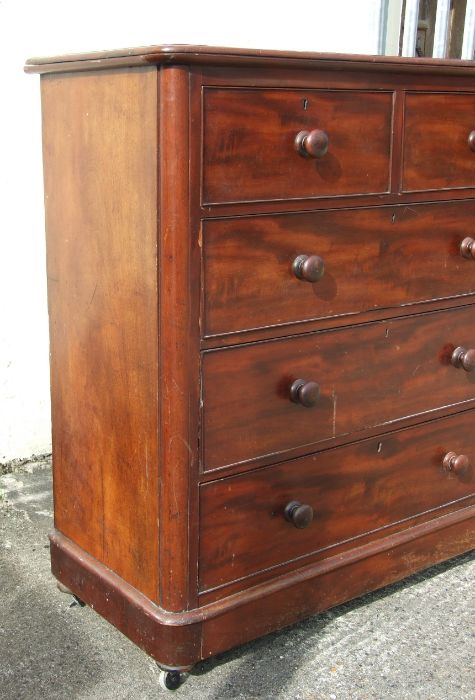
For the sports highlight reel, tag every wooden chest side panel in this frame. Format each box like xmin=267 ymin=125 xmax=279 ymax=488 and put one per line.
xmin=41 ymin=67 xmax=160 ymax=601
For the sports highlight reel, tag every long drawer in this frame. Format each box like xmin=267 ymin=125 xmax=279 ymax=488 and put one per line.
xmin=199 ymin=410 xmax=475 ymax=591
xmin=203 ymin=201 xmax=475 ymax=337
xmin=202 ymin=305 xmax=475 ymax=470
xmin=202 ymin=87 xmax=393 ymax=204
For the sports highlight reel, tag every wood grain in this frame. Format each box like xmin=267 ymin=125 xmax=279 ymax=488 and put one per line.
xmin=32 ymin=47 xmax=475 ymax=675
xmin=48 ymin=507 xmax=475 ymax=665
xmin=203 ymin=305 xmax=475 ymax=470
xmin=25 ymin=44 xmax=475 ymax=76
xmin=41 ymin=67 xmax=160 ymax=600
xmin=203 ymin=201 xmax=475 ymax=337
xmin=202 ymin=88 xmax=392 ymax=203
xmin=199 ymin=410 xmax=475 ymax=590
xmin=158 ymin=66 xmax=202 ymax=612
xmin=403 ymin=93 xmax=475 ymax=191
xmin=50 ymin=531 xmax=202 ymax=670
xmin=201 ymin=505 xmax=475 ymax=656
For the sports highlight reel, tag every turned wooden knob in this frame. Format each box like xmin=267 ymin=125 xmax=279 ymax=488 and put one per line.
xmin=468 ymin=131 xmax=475 ymax=152
xmin=295 ymin=129 xmax=329 ymax=158
xmin=284 ymin=501 xmax=314 ymax=529
xmin=451 ymin=346 xmax=475 ymax=372
xmin=443 ymin=451 xmax=470 ymax=476
xmin=292 ymin=254 xmax=325 ymax=282
xmin=289 ymin=379 xmax=320 ymax=407
xmin=460 ymin=237 xmax=475 ymax=259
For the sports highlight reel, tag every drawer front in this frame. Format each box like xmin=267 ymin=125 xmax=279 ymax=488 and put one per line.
xmin=202 ymin=305 xmax=475 ymax=470
xmin=203 ymin=201 xmax=475 ymax=337
xmin=202 ymin=88 xmax=393 ymax=204
xmin=403 ymin=93 xmax=475 ymax=192
xmin=199 ymin=411 xmax=475 ymax=590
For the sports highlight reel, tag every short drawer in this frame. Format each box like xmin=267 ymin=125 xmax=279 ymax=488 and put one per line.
xmin=403 ymin=93 xmax=475 ymax=192
xmin=202 ymin=88 xmax=393 ymax=204
xmin=202 ymin=305 xmax=475 ymax=470
xmin=199 ymin=410 xmax=475 ymax=591
xmin=203 ymin=201 xmax=475 ymax=337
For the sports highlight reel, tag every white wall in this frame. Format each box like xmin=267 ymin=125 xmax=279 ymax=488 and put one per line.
xmin=0 ymin=0 xmax=384 ymax=461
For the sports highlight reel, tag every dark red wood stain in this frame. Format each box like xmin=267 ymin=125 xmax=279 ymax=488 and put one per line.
xmin=203 ymin=88 xmax=393 ymax=203
xmin=28 ymin=45 xmax=475 ymax=673
xmin=41 ymin=68 xmax=160 ymax=601
xmin=200 ymin=411 xmax=475 ymax=590
xmin=403 ymin=93 xmax=475 ymax=191
xmin=203 ymin=201 xmax=475 ymax=336
xmin=203 ymin=305 xmax=475 ymax=469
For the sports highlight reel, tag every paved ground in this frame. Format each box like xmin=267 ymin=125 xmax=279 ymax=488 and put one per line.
xmin=1 ymin=461 xmax=474 ymax=700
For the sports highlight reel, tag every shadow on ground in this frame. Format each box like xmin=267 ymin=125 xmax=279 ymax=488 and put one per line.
xmin=192 ymin=550 xmax=475 ymax=700
xmin=0 ymin=556 xmax=105 ymax=700
xmin=1 ymin=464 xmax=474 ymax=700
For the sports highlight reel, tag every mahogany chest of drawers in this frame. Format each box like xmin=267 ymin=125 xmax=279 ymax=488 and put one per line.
xmin=26 ymin=45 xmax=475 ymax=684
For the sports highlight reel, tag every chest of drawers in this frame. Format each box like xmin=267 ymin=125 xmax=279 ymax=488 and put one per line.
xmin=26 ymin=45 xmax=475 ymax=684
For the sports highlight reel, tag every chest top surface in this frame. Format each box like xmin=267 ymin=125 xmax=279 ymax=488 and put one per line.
xmin=24 ymin=43 xmax=475 ymax=74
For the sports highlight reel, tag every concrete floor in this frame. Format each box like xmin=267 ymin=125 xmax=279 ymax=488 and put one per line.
xmin=1 ymin=461 xmax=474 ymax=700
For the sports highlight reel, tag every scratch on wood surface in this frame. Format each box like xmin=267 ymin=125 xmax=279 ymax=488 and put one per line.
xmin=332 ymin=390 xmax=337 ymax=437
xmin=169 ymin=434 xmax=194 ymax=466
xmin=169 ymin=479 xmax=179 ymax=519
xmin=86 ymin=282 xmax=98 ymax=309
xmin=171 ymin=379 xmax=183 ymax=396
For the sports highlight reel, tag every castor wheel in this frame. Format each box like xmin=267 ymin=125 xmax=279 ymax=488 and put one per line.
xmin=69 ymin=594 xmax=86 ymax=608
xmin=56 ymin=581 xmax=86 ymax=607
xmin=158 ymin=669 xmax=188 ymax=691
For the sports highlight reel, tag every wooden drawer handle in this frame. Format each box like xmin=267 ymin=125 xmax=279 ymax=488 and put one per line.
xmin=292 ymin=254 xmax=325 ymax=282
xmin=295 ymin=129 xmax=329 ymax=158
xmin=289 ymin=379 xmax=320 ymax=407
xmin=460 ymin=237 xmax=475 ymax=259
xmin=451 ymin=346 xmax=475 ymax=372
xmin=284 ymin=501 xmax=314 ymax=529
xmin=443 ymin=451 xmax=470 ymax=476
xmin=468 ymin=130 xmax=475 ymax=152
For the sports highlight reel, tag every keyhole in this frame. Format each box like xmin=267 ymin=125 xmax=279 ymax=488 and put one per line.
xmin=303 ymin=98 xmax=309 ymax=110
